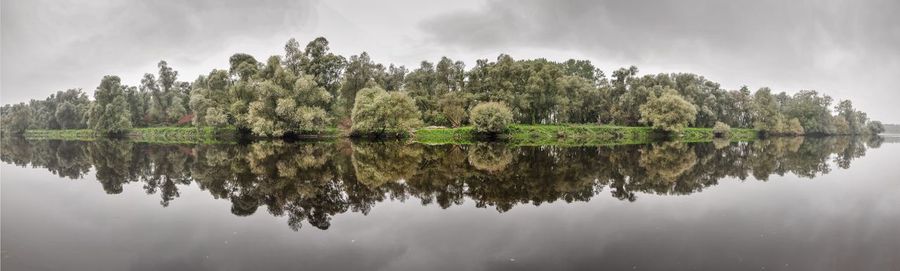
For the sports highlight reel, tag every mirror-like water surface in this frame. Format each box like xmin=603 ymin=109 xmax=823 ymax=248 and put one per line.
xmin=2 ymin=137 xmax=898 ymax=270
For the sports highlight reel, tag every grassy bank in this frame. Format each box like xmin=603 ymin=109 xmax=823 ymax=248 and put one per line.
xmin=22 ymin=125 xmax=758 ymax=146
xmin=24 ymin=127 xmax=238 ymax=144
xmin=415 ymin=124 xmax=758 ymax=146
xmin=23 ymin=126 xmax=343 ymax=144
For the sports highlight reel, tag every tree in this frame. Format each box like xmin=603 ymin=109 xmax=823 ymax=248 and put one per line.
xmin=88 ymin=76 xmax=133 ymax=136
xmin=438 ymin=92 xmax=470 ymax=127
xmin=158 ymin=60 xmax=178 ymax=93
xmin=350 ymin=87 xmax=422 ymax=137
xmin=712 ymin=121 xmax=731 ymax=138
xmin=167 ymin=96 xmax=187 ymax=124
xmin=247 ymin=72 xmax=332 ymax=137
xmin=639 ymin=89 xmax=697 ymax=133
xmin=300 ymin=37 xmax=346 ymax=98
xmin=787 ymin=118 xmax=805 ymax=135
xmin=1 ymin=103 xmax=31 ymax=134
xmin=470 ymin=102 xmax=513 ymax=134
xmin=55 ymin=102 xmax=79 ymax=129
xmin=783 ymin=90 xmax=834 ymax=135
xmin=832 ymin=115 xmax=850 ymax=135
xmin=866 ymin=121 xmax=885 ymax=134
xmin=229 ymin=53 xmax=260 ymax=81
xmin=556 ymin=75 xmax=600 ymax=123
xmin=835 ymin=100 xmax=867 ymax=134
xmin=340 ymin=52 xmax=383 ymax=111
xmin=751 ymin=88 xmax=785 ymax=134
xmin=283 ymin=38 xmax=304 ymax=74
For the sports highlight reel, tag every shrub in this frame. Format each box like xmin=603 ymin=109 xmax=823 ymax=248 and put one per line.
xmin=470 ymin=102 xmax=513 ymax=134
xmin=786 ymin=118 xmax=805 ymax=135
xmin=351 ymin=87 xmax=423 ymax=137
xmin=712 ymin=121 xmax=731 ymax=138
xmin=639 ymin=89 xmax=697 ymax=133
xmin=467 ymin=143 xmax=513 ymax=172
xmin=866 ymin=120 xmax=884 ymax=135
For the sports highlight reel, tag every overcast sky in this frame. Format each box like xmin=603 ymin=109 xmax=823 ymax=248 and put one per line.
xmin=2 ymin=0 xmax=898 ymax=122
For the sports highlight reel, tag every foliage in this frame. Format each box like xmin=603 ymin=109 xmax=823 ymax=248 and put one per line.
xmin=3 ymin=36 xmax=883 ymax=138
xmin=246 ymin=58 xmax=333 ymax=137
xmin=87 ymin=76 xmax=133 ymax=136
xmin=470 ymin=102 xmax=513 ymax=134
xmin=639 ymin=89 xmax=697 ymax=133
xmin=350 ymin=87 xmax=423 ymax=137
xmin=467 ymin=143 xmax=513 ymax=172
xmin=712 ymin=121 xmax=731 ymax=138
xmin=866 ymin=120 xmax=885 ymax=135
xmin=1 ymin=103 xmax=32 ymax=134
xmin=786 ymin=118 xmax=805 ymax=136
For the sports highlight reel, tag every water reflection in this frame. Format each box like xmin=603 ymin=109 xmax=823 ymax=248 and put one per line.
xmin=0 ymin=136 xmax=884 ymax=230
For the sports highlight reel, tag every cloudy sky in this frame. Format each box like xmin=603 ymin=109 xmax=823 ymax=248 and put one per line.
xmin=2 ymin=0 xmax=898 ymax=122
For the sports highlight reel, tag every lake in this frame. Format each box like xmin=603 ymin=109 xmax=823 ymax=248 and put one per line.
xmin=1 ymin=136 xmax=898 ymax=270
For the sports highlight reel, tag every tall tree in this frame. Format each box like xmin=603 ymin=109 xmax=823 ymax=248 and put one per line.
xmin=88 ymin=76 xmax=133 ymax=136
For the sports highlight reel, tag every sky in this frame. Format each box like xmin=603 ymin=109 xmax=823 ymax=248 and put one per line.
xmin=2 ymin=0 xmax=898 ymax=123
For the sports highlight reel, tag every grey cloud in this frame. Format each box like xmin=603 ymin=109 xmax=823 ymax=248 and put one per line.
xmin=1 ymin=0 xmax=314 ymax=103
xmin=421 ymin=0 xmax=900 ymax=122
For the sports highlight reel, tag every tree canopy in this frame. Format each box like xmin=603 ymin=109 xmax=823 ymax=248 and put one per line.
xmin=1 ymin=36 xmax=886 ymax=138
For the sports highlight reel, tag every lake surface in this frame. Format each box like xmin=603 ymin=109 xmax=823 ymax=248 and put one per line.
xmin=2 ymin=136 xmax=898 ymax=270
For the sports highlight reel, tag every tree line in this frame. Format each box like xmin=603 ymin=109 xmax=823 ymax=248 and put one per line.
xmin=1 ymin=37 xmax=886 ymax=137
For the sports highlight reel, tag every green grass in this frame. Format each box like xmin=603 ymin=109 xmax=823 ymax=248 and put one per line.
xmin=415 ymin=124 xmax=759 ymax=146
xmin=128 ymin=127 xmax=238 ymax=144
xmin=23 ymin=124 xmax=759 ymax=146
xmin=681 ymin=127 xmax=758 ymax=142
xmin=24 ymin=129 xmax=96 ymax=141
xmin=414 ymin=126 xmax=476 ymax=144
xmin=24 ymin=127 xmax=238 ymax=144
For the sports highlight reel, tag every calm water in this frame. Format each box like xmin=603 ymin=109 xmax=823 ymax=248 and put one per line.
xmin=1 ymin=136 xmax=898 ymax=270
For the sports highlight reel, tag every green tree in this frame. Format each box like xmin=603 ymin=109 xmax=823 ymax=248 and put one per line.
xmin=54 ymin=102 xmax=79 ymax=129
xmin=787 ymin=118 xmax=805 ymax=135
xmin=300 ymin=37 xmax=346 ymax=98
xmin=639 ymin=89 xmax=697 ymax=133
xmin=1 ymin=103 xmax=31 ymax=134
xmin=782 ymin=90 xmax=834 ymax=135
xmin=247 ymin=72 xmax=332 ymax=137
xmin=751 ymin=88 xmax=784 ymax=133
xmin=866 ymin=120 xmax=885 ymax=134
xmin=470 ymin=102 xmax=513 ymax=134
xmin=88 ymin=76 xmax=133 ymax=136
xmin=438 ymin=92 xmax=470 ymax=127
xmin=350 ymin=87 xmax=422 ymax=137
xmin=712 ymin=121 xmax=731 ymax=138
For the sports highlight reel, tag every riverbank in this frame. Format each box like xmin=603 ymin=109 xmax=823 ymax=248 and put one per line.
xmin=23 ymin=127 xmax=239 ymax=144
xmin=20 ymin=125 xmax=757 ymax=145
xmin=413 ymin=124 xmax=758 ymax=146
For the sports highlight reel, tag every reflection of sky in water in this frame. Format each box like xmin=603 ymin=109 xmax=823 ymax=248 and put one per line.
xmin=2 ymin=139 xmax=899 ymax=271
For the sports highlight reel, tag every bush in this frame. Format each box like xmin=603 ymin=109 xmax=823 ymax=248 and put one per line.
xmin=639 ymin=89 xmax=697 ymax=133
xmin=866 ymin=120 xmax=885 ymax=135
xmin=712 ymin=121 xmax=731 ymax=138
xmin=351 ymin=87 xmax=423 ymax=137
xmin=786 ymin=118 xmax=805 ymax=135
xmin=470 ymin=102 xmax=513 ymax=134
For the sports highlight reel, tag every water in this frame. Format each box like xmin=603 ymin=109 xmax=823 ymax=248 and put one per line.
xmin=1 ymin=137 xmax=898 ymax=270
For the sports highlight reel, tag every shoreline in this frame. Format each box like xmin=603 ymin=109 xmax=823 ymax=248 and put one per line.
xmin=17 ymin=125 xmax=759 ymax=146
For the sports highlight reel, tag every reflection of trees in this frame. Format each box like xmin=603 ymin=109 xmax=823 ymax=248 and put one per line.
xmin=88 ymin=140 xmax=136 ymax=194
xmin=467 ymin=143 xmax=513 ymax=172
xmin=0 ymin=137 xmax=92 ymax=179
xmin=1 ymin=136 xmax=880 ymax=231
xmin=640 ymin=141 xmax=698 ymax=183
xmin=351 ymin=141 xmax=422 ymax=188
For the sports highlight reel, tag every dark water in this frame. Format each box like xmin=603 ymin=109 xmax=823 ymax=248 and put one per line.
xmin=1 ymin=136 xmax=898 ymax=271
